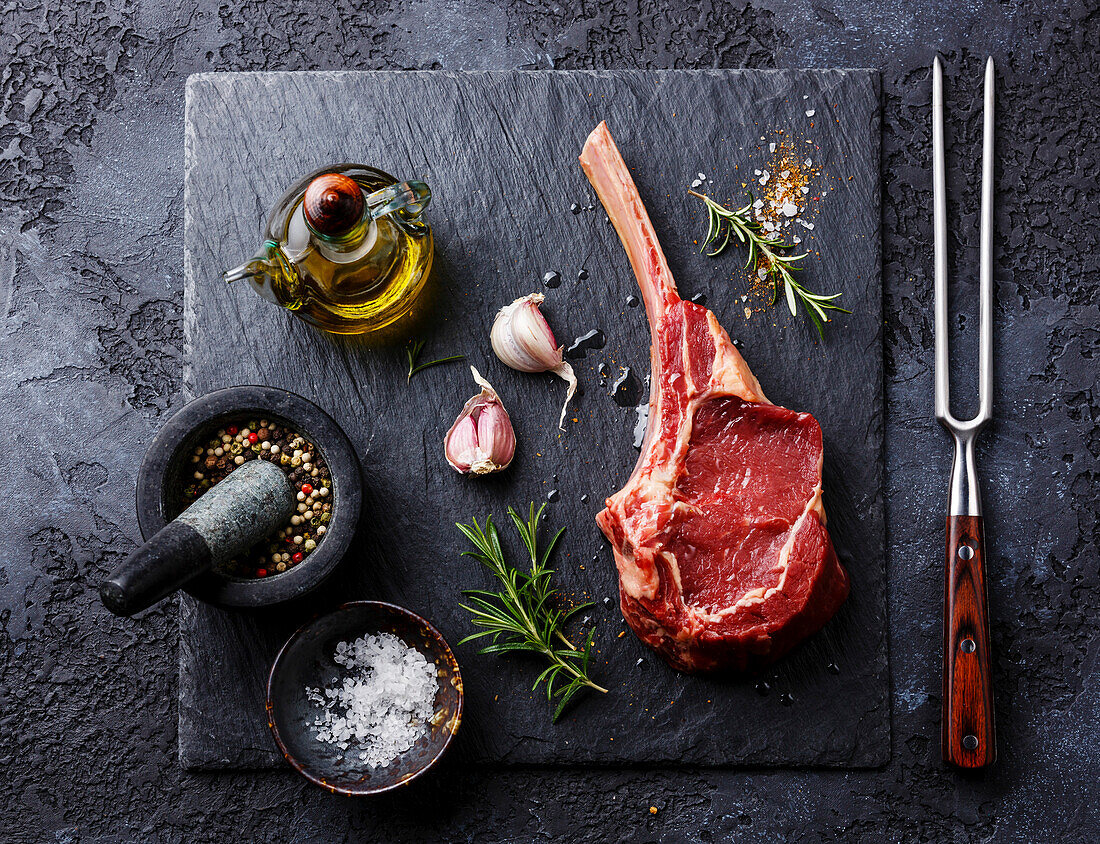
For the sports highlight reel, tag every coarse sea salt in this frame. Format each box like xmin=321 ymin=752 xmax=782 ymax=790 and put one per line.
xmin=306 ymin=632 xmax=439 ymax=769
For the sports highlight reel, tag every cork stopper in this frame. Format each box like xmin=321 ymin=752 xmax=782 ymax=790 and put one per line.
xmin=303 ymin=172 xmax=366 ymax=237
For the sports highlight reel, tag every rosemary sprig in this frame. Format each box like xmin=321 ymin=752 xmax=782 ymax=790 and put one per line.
xmin=688 ymin=189 xmax=849 ymax=337
xmin=405 ymin=338 xmax=464 ymax=382
xmin=457 ymin=503 xmax=607 ymax=721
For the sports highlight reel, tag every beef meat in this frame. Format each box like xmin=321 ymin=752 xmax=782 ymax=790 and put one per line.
xmin=580 ymin=122 xmax=849 ymax=673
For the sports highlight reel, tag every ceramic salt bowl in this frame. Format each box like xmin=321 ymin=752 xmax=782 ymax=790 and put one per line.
xmin=135 ymin=385 xmax=361 ymax=608
xmin=266 ymin=601 xmax=463 ymax=795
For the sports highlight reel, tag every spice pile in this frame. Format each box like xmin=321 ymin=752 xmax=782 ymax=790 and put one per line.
xmin=306 ymin=632 xmax=439 ymax=769
xmin=179 ymin=418 xmax=331 ymax=578
xmin=750 ymin=138 xmax=820 ymax=247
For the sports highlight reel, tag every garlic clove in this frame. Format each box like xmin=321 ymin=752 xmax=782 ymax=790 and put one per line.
xmin=491 ymin=292 xmax=578 ymax=431
xmin=446 ymin=415 xmax=479 ymax=473
xmin=470 ymin=401 xmax=515 ymax=473
xmin=476 ymin=401 xmax=506 ymax=446
xmin=444 ymin=367 xmax=516 ymax=475
xmin=491 ymin=293 xmax=562 ymax=373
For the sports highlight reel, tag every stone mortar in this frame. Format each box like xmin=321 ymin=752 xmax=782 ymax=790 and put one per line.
xmin=135 ymin=385 xmax=362 ymax=608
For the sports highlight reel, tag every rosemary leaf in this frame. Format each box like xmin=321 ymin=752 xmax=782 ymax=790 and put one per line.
xmin=456 ymin=503 xmax=608 ymax=722
xmin=406 ymin=338 xmax=464 ymax=382
xmin=687 ymin=189 xmax=849 ymax=338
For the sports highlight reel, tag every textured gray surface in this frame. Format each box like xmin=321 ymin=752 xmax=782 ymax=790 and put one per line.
xmin=0 ymin=0 xmax=1097 ymax=841
xmin=182 ymin=69 xmax=885 ymax=769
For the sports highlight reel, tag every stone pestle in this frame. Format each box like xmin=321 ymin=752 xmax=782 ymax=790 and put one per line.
xmin=100 ymin=459 xmax=295 ymax=616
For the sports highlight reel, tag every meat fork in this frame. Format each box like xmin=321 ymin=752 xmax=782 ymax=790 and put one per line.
xmin=933 ymin=55 xmax=996 ymax=768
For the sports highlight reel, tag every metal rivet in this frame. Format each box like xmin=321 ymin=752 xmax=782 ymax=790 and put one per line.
xmin=957 ymin=544 xmax=974 ymax=560
xmin=962 ymin=734 xmax=979 ymax=751
xmin=961 ymin=638 xmax=976 ymax=653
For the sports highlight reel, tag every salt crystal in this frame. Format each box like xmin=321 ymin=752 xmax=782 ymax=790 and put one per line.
xmin=805 ymin=109 xmax=816 ymax=117
xmin=805 ymin=158 xmax=813 ymax=167
xmin=780 ymin=170 xmax=790 ymax=179
xmin=759 ymin=171 xmax=770 ymax=186
xmin=801 ymin=186 xmax=810 ymax=195
xmin=752 ymin=199 xmax=764 ymax=209
xmin=691 ymin=179 xmax=702 ymax=188
xmin=306 ymin=632 xmax=439 ymax=770
xmin=781 ymin=202 xmax=798 ymax=217
xmin=800 ymin=220 xmax=815 ymax=230
xmin=697 ymin=172 xmax=707 ymax=181
xmin=803 ymin=94 xmax=809 ymax=100
xmin=757 ymin=268 xmax=769 ymax=280
xmin=754 ymin=169 xmax=762 ymax=176
xmin=769 ymin=142 xmax=776 ymax=153
xmin=793 ymin=236 xmax=802 ymax=244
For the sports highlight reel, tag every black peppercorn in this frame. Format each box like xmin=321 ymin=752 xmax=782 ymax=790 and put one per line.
xmin=174 ymin=418 xmax=332 ymax=579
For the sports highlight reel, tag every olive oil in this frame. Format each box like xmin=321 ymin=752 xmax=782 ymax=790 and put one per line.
xmin=225 ymin=165 xmax=433 ymax=335
xmin=276 ymin=197 xmax=433 ymax=334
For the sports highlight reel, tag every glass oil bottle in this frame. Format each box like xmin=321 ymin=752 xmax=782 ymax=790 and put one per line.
xmin=224 ymin=164 xmax=433 ymax=335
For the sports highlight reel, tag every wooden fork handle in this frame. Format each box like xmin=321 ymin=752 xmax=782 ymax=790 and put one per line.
xmin=942 ymin=514 xmax=996 ymax=767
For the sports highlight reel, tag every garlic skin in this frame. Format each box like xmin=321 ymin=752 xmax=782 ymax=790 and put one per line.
xmin=490 ymin=293 xmax=577 ymax=430
xmin=444 ymin=367 xmax=516 ymax=475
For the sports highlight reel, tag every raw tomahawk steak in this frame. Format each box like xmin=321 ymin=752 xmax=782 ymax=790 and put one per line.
xmin=580 ymin=122 xmax=849 ymax=673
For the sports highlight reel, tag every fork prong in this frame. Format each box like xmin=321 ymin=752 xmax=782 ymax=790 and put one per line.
xmin=978 ymin=57 xmax=995 ymax=423
xmin=933 ymin=56 xmax=951 ymax=424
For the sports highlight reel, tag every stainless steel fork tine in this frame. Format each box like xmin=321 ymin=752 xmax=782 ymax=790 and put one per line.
xmin=932 ymin=57 xmax=950 ymax=424
xmin=979 ymin=57 xmax=994 ymax=423
xmin=934 ymin=55 xmax=997 ymax=770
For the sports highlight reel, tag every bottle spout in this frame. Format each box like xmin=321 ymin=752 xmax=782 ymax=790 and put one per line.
xmin=224 ymin=244 xmax=294 ymax=307
xmin=224 ymin=257 xmax=271 ymax=285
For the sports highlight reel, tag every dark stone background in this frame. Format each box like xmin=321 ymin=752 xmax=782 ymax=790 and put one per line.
xmin=0 ymin=0 xmax=1095 ymax=841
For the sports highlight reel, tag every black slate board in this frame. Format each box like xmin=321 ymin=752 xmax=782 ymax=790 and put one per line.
xmin=182 ymin=70 xmax=886 ymax=769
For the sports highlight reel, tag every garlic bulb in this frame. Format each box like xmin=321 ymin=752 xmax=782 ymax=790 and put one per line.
xmin=444 ymin=367 xmax=516 ymax=475
xmin=490 ymin=293 xmax=577 ymax=430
